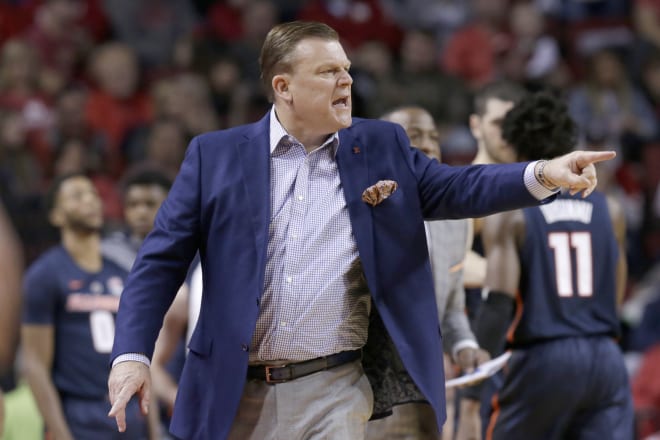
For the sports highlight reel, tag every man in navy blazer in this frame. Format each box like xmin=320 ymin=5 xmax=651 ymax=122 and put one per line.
xmin=108 ymin=21 xmax=614 ymax=440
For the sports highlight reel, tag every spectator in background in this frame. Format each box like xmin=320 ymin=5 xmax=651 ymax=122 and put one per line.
xmin=365 ymin=29 xmax=470 ymax=132
xmin=45 ymin=86 xmax=109 ymax=177
xmin=23 ymin=0 xmax=109 ymax=99
xmin=204 ymin=55 xmax=255 ymax=128
xmin=171 ymin=73 xmax=219 ymax=137
xmin=0 ymin=201 xmax=24 ymax=435
xmin=0 ymin=110 xmax=44 ymax=203
xmin=102 ymin=167 xmax=172 ymax=281
xmin=634 ymin=0 xmax=660 ymax=52
xmin=297 ymin=0 xmax=403 ymax=52
xmin=502 ymin=1 xmax=561 ymax=86
xmin=0 ymin=38 xmax=54 ymax=150
xmin=0 ymin=1 xmax=39 ymax=45
xmin=442 ymin=0 xmax=510 ymax=90
xmin=205 ymin=0 xmax=252 ymax=43
xmin=142 ymin=118 xmax=188 ymax=180
xmin=85 ymin=42 xmax=153 ymax=176
xmin=380 ymin=0 xmax=469 ymax=48
xmin=225 ymin=0 xmax=280 ymax=86
xmin=102 ymin=0 xmax=198 ymax=74
xmin=124 ymin=72 xmax=218 ymax=172
xmin=640 ymin=49 xmax=660 ymax=120
xmin=568 ymin=48 xmax=657 ymax=163
xmin=347 ymin=40 xmax=394 ymax=118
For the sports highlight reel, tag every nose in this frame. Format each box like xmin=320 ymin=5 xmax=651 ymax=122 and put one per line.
xmin=338 ymin=70 xmax=353 ymax=86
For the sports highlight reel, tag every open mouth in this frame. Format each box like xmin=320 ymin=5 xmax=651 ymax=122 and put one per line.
xmin=332 ymin=97 xmax=349 ymax=107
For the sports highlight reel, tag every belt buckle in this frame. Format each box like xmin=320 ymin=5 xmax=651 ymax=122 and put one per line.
xmin=265 ymin=364 xmax=288 ymax=384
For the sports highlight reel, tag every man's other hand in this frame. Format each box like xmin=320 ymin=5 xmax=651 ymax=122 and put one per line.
xmin=108 ymin=361 xmax=151 ymax=432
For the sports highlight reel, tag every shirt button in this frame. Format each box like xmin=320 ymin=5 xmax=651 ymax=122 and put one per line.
xmin=297 ymin=195 xmax=304 ymax=201
xmin=241 ymin=344 xmax=249 ymax=352
xmin=280 ymin=322 xmax=287 ymax=327
xmin=286 ymin=276 xmax=292 ymax=283
xmin=291 ymin=233 xmax=298 ymax=239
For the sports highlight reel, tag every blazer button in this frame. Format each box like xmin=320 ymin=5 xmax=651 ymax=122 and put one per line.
xmin=241 ymin=344 xmax=249 ymax=352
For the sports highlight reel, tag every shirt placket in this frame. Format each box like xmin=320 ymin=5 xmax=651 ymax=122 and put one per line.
xmin=272 ymin=148 xmax=311 ymax=358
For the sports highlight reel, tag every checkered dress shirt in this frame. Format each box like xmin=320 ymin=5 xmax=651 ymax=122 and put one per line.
xmin=248 ymin=109 xmax=371 ymax=363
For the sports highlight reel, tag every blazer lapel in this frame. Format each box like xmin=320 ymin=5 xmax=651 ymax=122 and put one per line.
xmin=236 ymin=114 xmax=271 ymax=257
xmin=336 ymin=130 xmax=376 ymax=282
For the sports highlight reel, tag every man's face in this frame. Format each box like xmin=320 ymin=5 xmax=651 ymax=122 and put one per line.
xmin=470 ymin=98 xmax=516 ymax=164
xmin=280 ymin=38 xmax=353 ymax=135
xmin=51 ymin=176 xmax=103 ymax=233
xmin=385 ymin=108 xmax=441 ymax=161
xmin=124 ymin=185 xmax=168 ymax=240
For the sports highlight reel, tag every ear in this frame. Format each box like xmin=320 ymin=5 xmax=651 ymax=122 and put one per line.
xmin=469 ymin=114 xmax=481 ymax=140
xmin=272 ymin=74 xmax=291 ymax=102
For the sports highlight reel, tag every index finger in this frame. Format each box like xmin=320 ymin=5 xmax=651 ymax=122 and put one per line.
xmin=576 ymin=150 xmax=616 ymax=167
xmin=108 ymin=390 xmax=130 ymax=432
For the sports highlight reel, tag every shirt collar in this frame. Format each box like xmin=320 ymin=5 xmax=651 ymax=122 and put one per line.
xmin=269 ymin=106 xmax=339 ymax=156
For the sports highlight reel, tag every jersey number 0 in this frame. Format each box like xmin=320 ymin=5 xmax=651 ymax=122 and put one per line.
xmin=90 ymin=310 xmax=115 ymax=353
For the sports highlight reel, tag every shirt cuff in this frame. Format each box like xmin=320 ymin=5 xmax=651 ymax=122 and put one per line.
xmin=452 ymin=339 xmax=480 ymax=360
xmin=524 ymin=161 xmax=559 ymax=200
xmin=112 ymin=353 xmax=151 ymax=368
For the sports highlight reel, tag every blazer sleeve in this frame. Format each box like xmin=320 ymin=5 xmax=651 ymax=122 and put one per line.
xmin=388 ymin=125 xmax=545 ymax=220
xmin=111 ymin=137 xmax=203 ymax=361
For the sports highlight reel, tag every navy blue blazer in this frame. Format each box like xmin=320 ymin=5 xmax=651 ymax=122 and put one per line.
xmin=112 ymin=112 xmax=542 ymax=439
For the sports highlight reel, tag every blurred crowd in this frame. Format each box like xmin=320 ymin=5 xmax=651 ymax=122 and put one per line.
xmin=2 ymin=0 xmax=660 ymax=437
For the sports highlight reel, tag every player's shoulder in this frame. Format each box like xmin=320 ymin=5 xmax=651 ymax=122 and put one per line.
xmin=25 ymin=246 xmax=66 ymax=278
xmin=23 ymin=246 xmax=69 ymax=294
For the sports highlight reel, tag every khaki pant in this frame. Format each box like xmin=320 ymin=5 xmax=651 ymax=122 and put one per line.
xmin=228 ymin=360 xmax=373 ymax=440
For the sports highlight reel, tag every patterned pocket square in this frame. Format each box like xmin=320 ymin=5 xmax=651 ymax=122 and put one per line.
xmin=362 ymin=180 xmax=398 ymax=207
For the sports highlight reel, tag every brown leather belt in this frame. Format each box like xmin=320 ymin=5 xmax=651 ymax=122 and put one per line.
xmin=247 ymin=349 xmax=362 ymax=384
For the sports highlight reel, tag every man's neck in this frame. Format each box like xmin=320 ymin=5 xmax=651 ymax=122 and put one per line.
xmin=472 ymin=148 xmax=496 ymax=165
xmin=62 ymin=230 xmax=102 ymax=272
xmin=273 ymin=105 xmax=330 ymax=153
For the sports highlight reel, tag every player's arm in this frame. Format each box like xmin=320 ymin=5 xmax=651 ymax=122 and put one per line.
xmin=21 ymin=264 xmax=74 ymax=440
xmin=607 ymin=196 xmax=627 ymax=306
xmin=151 ymin=283 xmax=189 ymax=413
xmin=0 ymin=203 xmax=23 ymax=374
xmin=473 ymin=209 xmax=524 ymax=357
xmin=21 ymin=324 xmax=73 ymax=440
xmin=458 ymin=210 xmax=522 ymax=412
xmin=462 ymin=218 xmax=486 ymax=288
